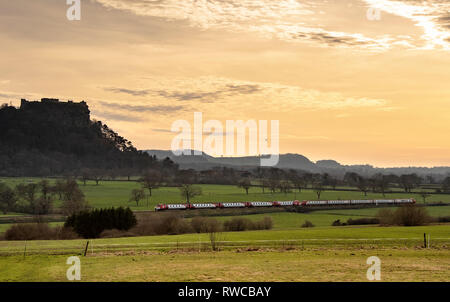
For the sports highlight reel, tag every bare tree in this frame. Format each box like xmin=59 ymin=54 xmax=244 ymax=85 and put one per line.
xmin=0 ymin=184 xmax=17 ymax=214
xmin=238 ymin=178 xmax=251 ymax=195
xmin=179 ymin=184 xmax=202 ymax=204
xmin=206 ymin=219 xmax=223 ymax=251
xmin=61 ymin=178 xmax=89 ymax=216
xmin=313 ymin=181 xmax=324 ymax=200
xmin=356 ymin=176 xmax=369 ymax=196
xmin=419 ymin=191 xmax=431 ymax=204
xmin=141 ymin=169 xmax=162 ymax=197
xmin=90 ymin=169 xmax=104 ymax=186
xmin=129 ymin=188 xmax=146 ymax=207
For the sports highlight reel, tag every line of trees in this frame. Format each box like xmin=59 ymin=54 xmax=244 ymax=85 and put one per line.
xmin=0 ymin=178 xmax=89 ymax=216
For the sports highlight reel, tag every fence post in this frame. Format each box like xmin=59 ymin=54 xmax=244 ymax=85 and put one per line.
xmin=84 ymin=241 xmax=90 ymax=256
xmin=23 ymin=240 xmax=27 ymax=259
xmin=423 ymin=233 xmax=427 ymax=248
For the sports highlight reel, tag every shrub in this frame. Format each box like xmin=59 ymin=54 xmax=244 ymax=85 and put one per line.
xmin=301 ymin=220 xmax=315 ymax=228
xmin=131 ymin=214 xmax=193 ymax=236
xmin=346 ymin=218 xmax=380 ymax=225
xmin=392 ymin=205 xmax=430 ymax=226
xmin=332 ymin=219 xmax=346 ymax=226
xmin=223 ymin=217 xmax=273 ymax=231
xmin=65 ymin=207 xmax=137 ymax=238
xmin=223 ymin=218 xmax=250 ymax=232
xmin=4 ymin=223 xmax=78 ymax=240
xmin=377 ymin=206 xmax=430 ymax=226
xmin=254 ymin=217 xmax=273 ymax=230
xmin=191 ymin=217 xmax=222 ymax=233
xmin=100 ymin=229 xmax=136 ymax=238
xmin=377 ymin=209 xmax=395 ymax=225
xmin=437 ymin=216 xmax=450 ymax=223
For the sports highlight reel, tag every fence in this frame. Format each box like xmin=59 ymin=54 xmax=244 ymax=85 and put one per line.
xmin=1 ymin=237 xmax=448 ymax=256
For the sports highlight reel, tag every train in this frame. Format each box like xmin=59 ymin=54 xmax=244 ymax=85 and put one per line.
xmin=154 ymin=198 xmax=416 ymax=211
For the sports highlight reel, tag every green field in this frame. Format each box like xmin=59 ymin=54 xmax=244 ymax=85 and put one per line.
xmin=1 ymin=178 xmax=449 ymax=282
xmin=1 ymin=177 xmax=449 ymax=212
xmin=0 ymin=224 xmax=449 ymax=281
xmin=1 ymin=248 xmax=448 ymax=282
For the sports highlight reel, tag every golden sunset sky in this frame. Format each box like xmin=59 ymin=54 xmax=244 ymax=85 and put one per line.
xmin=0 ymin=0 xmax=449 ymax=167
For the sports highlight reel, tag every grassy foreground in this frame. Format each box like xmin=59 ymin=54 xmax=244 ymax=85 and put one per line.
xmin=0 ymin=248 xmax=448 ymax=282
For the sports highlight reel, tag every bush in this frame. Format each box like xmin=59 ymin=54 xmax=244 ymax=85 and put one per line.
xmin=254 ymin=217 xmax=273 ymax=230
xmin=301 ymin=220 xmax=315 ymax=228
xmin=131 ymin=214 xmax=193 ymax=236
xmin=191 ymin=217 xmax=222 ymax=233
xmin=377 ymin=205 xmax=430 ymax=226
xmin=346 ymin=218 xmax=380 ymax=225
xmin=65 ymin=207 xmax=137 ymax=238
xmin=332 ymin=219 xmax=347 ymax=226
xmin=392 ymin=205 xmax=430 ymax=226
xmin=223 ymin=217 xmax=273 ymax=232
xmin=4 ymin=223 xmax=78 ymax=240
xmin=377 ymin=209 xmax=395 ymax=225
xmin=100 ymin=229 xmax=136 ymax=238
xmin=437 ymin=216 xmax=450 ymax=223
xmin=223 ymin=218 xmax=250 ymax=232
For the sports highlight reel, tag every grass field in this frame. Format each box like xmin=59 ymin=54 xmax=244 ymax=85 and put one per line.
xmin=1 ymin=248 xmax=448 ymax=282
xmin=1 ymin=178 xmax=449 ymax=282
xmin=0 ymin=224 xmax=449 ymax=282
xmin=1 ymin=177 xmax=449 ymax=212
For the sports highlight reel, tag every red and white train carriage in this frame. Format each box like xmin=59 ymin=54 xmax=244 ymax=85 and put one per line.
xmin=155 ymin=198 xmax=415 ymax=211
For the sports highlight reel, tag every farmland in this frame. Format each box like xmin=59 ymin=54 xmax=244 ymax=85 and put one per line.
xmin=1 ymin=177 xmax=449 ymax=211
xmin=0 ymin=178 xmax=449 ymax=282
xmin=0 ymin=225 xmax=449 ymax=281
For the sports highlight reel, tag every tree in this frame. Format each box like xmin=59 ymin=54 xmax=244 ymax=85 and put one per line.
xmin=419 ymin=191 xmax=431 ymax=204
xmin=60 ymin=178 xmax=89 ymax=216
xmin=238 ymin=178 xmax=251 ymax=195
xmin=356 ymin=176 xmax=369 ymax=196
xmin=0 ymin=184 xmax=17 ymax=214
xmin=400 ymin=174 xmax=421 ymax=193
xmin=179 ymin=184 xmax=202 ymax=204
xmin=15 ymin=183 xmax=39 ymax=214
xmin=313 ymin=181 xmax=324 ymax=200
xmin=140 ymin=169 xmax=162 ymax=197
xmin=278 ymin=180 xmax=292 ymax=194
xmin=80 ymin=168 xmax=91 ymax=186
xmin=289 ymin=171 xmax=306 ymax=193
xmin=90 ymin=169 xmax=104 ymax=186
xmin=374 ymin=173 xmax=389 ymax=197
xmin=129 ymin=189 xmax=145 ymax=207
xmin=442 ymin=177 xmax=450 ymax=193
xmin=65 ymin=207 xmax=137 ymax=238
xmin=52 ymin=179 xmax=66 ymax=200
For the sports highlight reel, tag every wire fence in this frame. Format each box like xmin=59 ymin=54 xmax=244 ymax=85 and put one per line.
xmin=0 ymin=237 xmax=448 ymax=256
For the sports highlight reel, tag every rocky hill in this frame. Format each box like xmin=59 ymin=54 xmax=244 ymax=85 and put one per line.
xmin=0 ymin=98 xmax=156 ymax=176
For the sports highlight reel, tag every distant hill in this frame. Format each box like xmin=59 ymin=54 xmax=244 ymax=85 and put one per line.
xmin=145 ymin=149 xmax=450 ymax=177
xmin=0 ymin=98 xmax=157 ymax=176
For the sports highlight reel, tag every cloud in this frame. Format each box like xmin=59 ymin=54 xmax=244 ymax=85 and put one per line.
xmin=103 ymin=87 xmax=151 ymax=96
xmin=154 ymin=83 xmax=263 ymax=102
xmin=93 ymin=0 xmax=450 ymax=51
xmin=93 ymin=111 xmax=146 ymax=122
xmin=98 ymin=101 xmax=185 ymax=113
xmin=363 ymin=0 xmax=450 ymax=50
xmin=131 ymin=76 xmax=389 ymax=111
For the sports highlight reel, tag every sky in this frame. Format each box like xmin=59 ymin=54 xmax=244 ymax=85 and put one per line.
xmin=0 ymin=0 xmax=449 ymax=167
